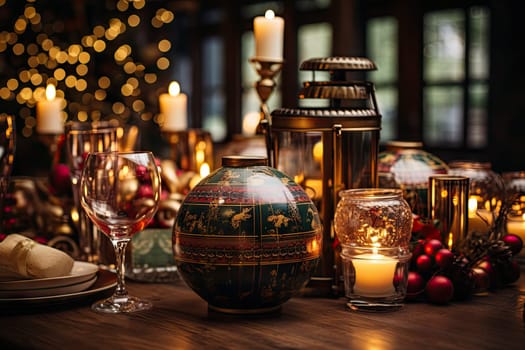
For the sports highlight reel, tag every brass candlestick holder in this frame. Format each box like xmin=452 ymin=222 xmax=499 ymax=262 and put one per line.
xmin=38 ymin=133 xmax=62 ymax=159
xmin=250 ymin=57 xmax=283 ymax=166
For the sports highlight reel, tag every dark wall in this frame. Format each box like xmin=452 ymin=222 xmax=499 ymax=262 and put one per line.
xmin=488 ymin=0 xmax=525 ymax=172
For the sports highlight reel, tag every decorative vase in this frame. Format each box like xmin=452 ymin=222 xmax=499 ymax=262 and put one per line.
xmin=173 ymin=155 xmax=322 ymax=314
xmin=378 ymin=141 xmax=448 ymax=216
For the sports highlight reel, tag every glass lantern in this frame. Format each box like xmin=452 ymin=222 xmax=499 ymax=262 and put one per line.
xmin=268 ymin=57 xmax=381 ymax=296
xmin=448 ymin=161 xmax=505 ymax=235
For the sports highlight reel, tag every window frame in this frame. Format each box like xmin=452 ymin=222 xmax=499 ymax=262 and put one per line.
xmin=364 ymin=1 xmax=491 ymax=160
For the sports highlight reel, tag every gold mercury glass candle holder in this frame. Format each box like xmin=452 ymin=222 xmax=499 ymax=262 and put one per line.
xmin=428 ymin=175 xmax=469 ymax=251
xmin=333 ymin=188 xmax=413 ymax=312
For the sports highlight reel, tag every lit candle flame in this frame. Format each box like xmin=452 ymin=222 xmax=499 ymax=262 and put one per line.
xmin=312 ymin=141 xmax=323 ymax=163
xmin=45 ymin=84 xmax=56 ymax=100
xmin=447 ymin=232 xmax=454 ymax=250
xmin=265 ymin=9 xmax=275 ymax=19
xmin=200 ymin=162 xmax=210 ymax=178
xmin=468 ymin=197 xmax=478 ymax=214
xmin=168 ymin=81 xmax=181 ymax=96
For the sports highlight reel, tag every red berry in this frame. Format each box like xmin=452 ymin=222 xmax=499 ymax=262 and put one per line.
xmin=416 ymin=254 xmax=434 ymax=273
xmin=137 ymin=184 xmax=153 ymax=198
xmin=472 ymin=267 xmax=490 ymax=293
xmin=502 ymin=234 xmax=523 ymax=256
xmin=475 ymin=260 xmax=497 ymax=289
xmin=502 ymin=260 xmax=521 ymax=284
xmin=435 ymin=248 xmax=454 ymax=269
xmin=425 ymin=275 xmax=454 ymax=304
xmin=136 ymin=165 xmax=148 ymax=180
xmin=406 ymin=271 xmax=426 ymax=301
xmin=424 ymin=239 xmax=443 ymax=256
xmin=49 ymin=163 xmax=71 ymax=195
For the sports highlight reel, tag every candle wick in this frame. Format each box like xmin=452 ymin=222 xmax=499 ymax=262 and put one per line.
xmin=264 ymin=9 xmax=275 ymax=19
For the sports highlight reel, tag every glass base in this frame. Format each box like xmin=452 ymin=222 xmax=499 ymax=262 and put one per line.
xmin=346 ymin=299 xmax=404 ymax=312
xmin=91 ymin=295 xmax=152 ymax=314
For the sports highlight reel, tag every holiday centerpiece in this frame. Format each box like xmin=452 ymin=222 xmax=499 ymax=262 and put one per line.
xmin=406 ymin=197 xmax=522 ymax=304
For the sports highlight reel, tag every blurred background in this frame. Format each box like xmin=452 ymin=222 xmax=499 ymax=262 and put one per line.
xmin=0 ymin=0 xmax=523 ymax=176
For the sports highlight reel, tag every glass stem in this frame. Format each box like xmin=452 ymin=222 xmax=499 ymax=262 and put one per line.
xmin=112 ymin=238 xmax=130 ymax=298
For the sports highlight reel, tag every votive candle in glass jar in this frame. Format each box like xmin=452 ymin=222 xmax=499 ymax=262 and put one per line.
xmin=333 ymin=188 xmax=413 ymax=311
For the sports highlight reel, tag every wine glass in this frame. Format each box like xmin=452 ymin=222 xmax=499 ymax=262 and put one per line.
xmin=66 ymin=125 xmax=118 ymax=263
xmin=0 ymin=114 xmax=16 ymax=231
xmin=80 ymin=151 xmax=161 ymax=313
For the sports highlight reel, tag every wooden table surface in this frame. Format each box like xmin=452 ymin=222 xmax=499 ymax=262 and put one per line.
xmin=1 ymin=268 xmax=524 ymax=350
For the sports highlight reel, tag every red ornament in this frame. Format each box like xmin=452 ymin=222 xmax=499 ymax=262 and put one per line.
xmin=434 ymin=248 xmax=454 ymax=269
xmin=425 ymin=275 xmax=454 ymax=304
xmin=502 ymin=260 xmax=521 ymax=284
xmin=137 ymin=184 xmax=154 ymax=198
xmin=472 ymin=267 xmax=490 ymax=292
xmin=49 ymin=163 xmax=71 ymax=195
xmin=475 ymin=259 xmax=497 ymax=289
xmin=406 ymin=271 xmax=426 ymax=301
xmin=424 ymin=239 xmax=443 ymax=256
xmin=502 ymin=234 xmax=523 ymax=256
xmin=416 ymin=254 xmax=434 ymax=273
xmin=135 ymin=165 xmax=148 ymax=181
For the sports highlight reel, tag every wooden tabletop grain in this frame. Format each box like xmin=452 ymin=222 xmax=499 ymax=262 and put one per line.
xmin=1 ymin=268 xmax=524 ymax=350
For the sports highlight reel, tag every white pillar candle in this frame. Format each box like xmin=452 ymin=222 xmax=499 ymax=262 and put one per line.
xmin=253 ymin=10 xmax=284 ymax=61
xmin=36 ymin=84 xmax=64 ymax=134
xmin=467 ymin=197 xmax=493 ymax=234
xmin=159 ymin=81 xmax=188 ymax=132
xmin=352 ymin=253 xmax=397 ymax=297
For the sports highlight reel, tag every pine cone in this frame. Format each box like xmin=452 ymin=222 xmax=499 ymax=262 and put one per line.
xmin=444 ymin=255 xmax=475 ymax=300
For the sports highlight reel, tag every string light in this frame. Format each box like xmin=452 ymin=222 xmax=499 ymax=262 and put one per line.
xmin=0 ymin=2 xmax=177 ymax=136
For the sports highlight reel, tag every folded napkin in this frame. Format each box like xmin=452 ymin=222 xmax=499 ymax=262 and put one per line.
xmin=0 ymin=234 xmax=74 ymax=280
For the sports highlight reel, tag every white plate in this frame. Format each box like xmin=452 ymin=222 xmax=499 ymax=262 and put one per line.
xmin=0 ymin=269 xmax=116 ymax=308
xmin=0 ymin=274 xmax=97 ymax=298
xmin=0 ymin=261 xmax=98 ymax=291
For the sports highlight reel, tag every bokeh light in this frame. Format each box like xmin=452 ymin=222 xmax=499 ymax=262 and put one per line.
xmin=0 ymin=0 xmax=180 ymax=137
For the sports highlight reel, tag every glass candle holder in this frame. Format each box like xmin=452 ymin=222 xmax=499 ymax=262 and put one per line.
xmin=333 ymin=188 xmax=413 ymax=311
xmin=503 ymin=171 xmax=525 ymax=257
xmin=449 ymin=161 xmax=504 ymax=235
xmin=428 ymin=175 xmax=469 ymax=251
